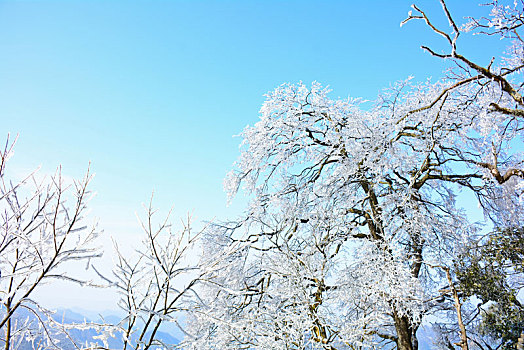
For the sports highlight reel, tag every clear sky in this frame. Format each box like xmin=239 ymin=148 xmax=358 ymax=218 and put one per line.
xmin=0 ymin=0 xmax=504 ymax=311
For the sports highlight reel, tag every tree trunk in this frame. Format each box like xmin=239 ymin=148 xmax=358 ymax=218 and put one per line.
xmin=393 ymin=311 xmax=416 ymax=350
xmin=443 ymin=267 xmax=469 ymax=350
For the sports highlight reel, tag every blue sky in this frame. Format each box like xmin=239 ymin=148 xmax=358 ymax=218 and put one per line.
xmin=0 ymin=0 xmax=504 ymax=309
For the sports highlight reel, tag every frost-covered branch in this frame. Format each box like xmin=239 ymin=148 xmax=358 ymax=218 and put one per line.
xmin=0 ymin=135 xmax=101 ymax=349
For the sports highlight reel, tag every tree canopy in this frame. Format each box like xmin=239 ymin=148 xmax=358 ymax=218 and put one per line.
xmin=185 ymin=1 xmax=524 ymax=349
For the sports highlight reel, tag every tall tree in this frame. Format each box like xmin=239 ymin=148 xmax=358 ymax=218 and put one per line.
xmin=186 ymin=1 xmax=523 ymax=349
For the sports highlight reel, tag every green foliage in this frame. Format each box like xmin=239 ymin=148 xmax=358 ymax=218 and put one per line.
xmin=455 ymin=227 xmax=524 ymax=349
xmin=480 ymin=303 xmax=523 ymax=350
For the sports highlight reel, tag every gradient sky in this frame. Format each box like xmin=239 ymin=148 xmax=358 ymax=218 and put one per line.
xmin=0 ymin=0 xmax=505 ymax=310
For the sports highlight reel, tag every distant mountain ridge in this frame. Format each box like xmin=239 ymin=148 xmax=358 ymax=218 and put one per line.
xmin=1 ymin=307 xmax=180 ymax=350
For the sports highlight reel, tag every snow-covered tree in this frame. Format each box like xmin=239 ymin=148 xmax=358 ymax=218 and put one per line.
xmin=90 ymin=199 xmax=205 ymax=350
xmin=186 ymin=1 xmax=523 ymax=349
xmin=0 ymin=135 xmax=101 ymax=349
